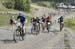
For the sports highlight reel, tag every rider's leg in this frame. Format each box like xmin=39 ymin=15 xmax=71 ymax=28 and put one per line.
xmin=21 ymin=23 xmax=25 ymax=40
xmin=61 ymin=23 xmax=64 ymax=31
xmin=22 ymin=23 xmax=25 ymax=33
xmin=60 ymin=23 xmax=61 ymax=31
xmin=38 ymin=23 xmax=40 ymax=31
xmin=60 ymin=22 xmax=63 ymax=31
xmin=23 ymin=24 xmax=26 ymax=33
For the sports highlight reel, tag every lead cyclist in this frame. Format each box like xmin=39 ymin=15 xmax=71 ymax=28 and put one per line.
xmin=17 ymin=12 xmax=27 ymax=35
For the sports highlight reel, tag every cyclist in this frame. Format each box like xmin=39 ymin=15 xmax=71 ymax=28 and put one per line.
xmin=16 ymin=13 xmax=26 ymax=36
xmin=45 ymin=15 xmax=52 ymax=32
xmin=41 ymin=15 xmax=46 ymax=23
xmin=17 ymin=13 xmax=26 ymax=26
xmin=10 ymin=16 xmax=16 ymax=25
xmin=36 ymin=17 xmax=41 ymax=31
xmin=10 ymin=16 xmax=17 ymax=30
xmin=31 ymin=16 xmax=37 ymax=25
xmin=46 ymin=15 xmax=52 ymax=24
xmin=31 ymin=16 xmax=37 ymax=33
xmin=58 ymin=16 xmax=64 ymax=31
xmin=41 ymin=15 xmax=46 ymax=31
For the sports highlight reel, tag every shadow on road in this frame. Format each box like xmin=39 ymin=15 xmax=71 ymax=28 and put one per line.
xmin=50 ymin=29 xmax=60 ymax=33
xmin=50 ymin=29 xmax=60 ymax=35
xmin=0 ymin=39 xmax=16 ymax=44
xmin=26 ymin=31 xmax=40 ymax=35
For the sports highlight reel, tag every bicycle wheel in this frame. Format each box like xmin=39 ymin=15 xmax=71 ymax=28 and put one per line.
xmin=47 ymin=23 xmax=50 ymax=33
xmin=60 ymin=23 xmax=64 ymax=31
xmin=31 ymin=25 xmax=34 ymax=34
xmin=20 ymin=28 xmax=24 ymax=40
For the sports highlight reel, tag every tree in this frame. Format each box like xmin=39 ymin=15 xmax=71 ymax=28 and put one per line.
xmin=3 ymin=0 xmax=15 ymax=8
xmin=25 ymin=0 xmax=31 ymax=12
xmin=15 ymin=0 xmax=31 ymax=12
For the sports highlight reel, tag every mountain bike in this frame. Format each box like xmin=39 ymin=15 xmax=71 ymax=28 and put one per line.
xmin=60 ymin=22 xmax=64 ymax=31
xmin=31 ymin=22 xmax=40 ymax=35
xmin=13 ymin=22 xmax=26 ymax=42
xmin=46 ymin=22 xmax=51 ymax=33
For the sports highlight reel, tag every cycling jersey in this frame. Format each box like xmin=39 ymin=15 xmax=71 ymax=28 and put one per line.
xmin=17 ymin=15 xmax=26 ymax=26
xmin=42 ymin=17 xmax=46 ymax=22
xmin=10 ymin=19 xmax=16 ymax=25
xmin=46 ymin=16 xmax=52 ymax=22
xmin=36 ymin=18 xmax=40 ymax=23
xmin=58 ymin=16 xmax=64 ymax=23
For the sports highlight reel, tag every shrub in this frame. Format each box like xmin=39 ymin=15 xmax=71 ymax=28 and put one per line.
xmin=2 ymin=0 xmax=15 ymax=9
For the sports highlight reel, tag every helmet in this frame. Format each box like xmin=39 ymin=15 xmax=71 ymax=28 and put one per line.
xmin=11 ymin=16 xmax=15 ymax=19
xmin=19 ymin=12 xmax=24 ymax=16
xmin=32 ymin=16 xmax=36 ymax=19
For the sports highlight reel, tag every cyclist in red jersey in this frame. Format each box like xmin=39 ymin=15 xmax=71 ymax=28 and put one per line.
xmin=46 ymin=14 xmax=52 ymax=24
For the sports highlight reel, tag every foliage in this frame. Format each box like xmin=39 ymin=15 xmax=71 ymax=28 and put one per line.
xmin=2 ymin=0 xmax=15 ymax=9
xmin=14 ymin=0 xmax=31 ymax=12
xmin=2 ymin=0 xmax=31 ymax=12
xmin=71 ymin=2 xmax=75 ymax=6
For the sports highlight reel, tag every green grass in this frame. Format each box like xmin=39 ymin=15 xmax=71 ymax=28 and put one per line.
xmin=0 ymin=14 xmax=31 ymax=26
xmin=26 ymin=16 xmax=31 ymax=23
xmin=0 ymin=14 xmax=18 ymax=26
xmin=65 ymin=19 xmax=75 ymax=32
xmin=0 ymin=7 xmax=18 ymax=11
xmin=64 ymin=33 xmax=71 ymax=49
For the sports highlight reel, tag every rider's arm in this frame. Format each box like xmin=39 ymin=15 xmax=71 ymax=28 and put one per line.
xmin=17 ymin=16 xmax=20 ymax=20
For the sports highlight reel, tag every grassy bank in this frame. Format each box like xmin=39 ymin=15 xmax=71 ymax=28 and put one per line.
xmin=0 ymin=14 xmax=18 ymax=26
xmin=0 ymin=14 xmax=31 ymax=26
xmin=65 ymin=19 xmax=75 ymax=32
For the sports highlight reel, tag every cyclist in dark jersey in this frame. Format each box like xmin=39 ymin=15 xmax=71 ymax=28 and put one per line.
xmin=17 ymin=13 xmax=26 ymax=27
xmin=58 ymin=16 xmax=64 ymax=23
xmin=41 ymin=15 xmax=46 ymax=23
xmin=16 ymin=13 xmax=26 ymax=37
xmin=31 ymin=17 xmax=37 ymax=25
xmin=58 ymin=16 xmax=64 ymax=31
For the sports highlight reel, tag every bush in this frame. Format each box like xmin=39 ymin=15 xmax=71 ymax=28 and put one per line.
xmin=71 ymin=2 xmax=75 ymax=6
xmin=2 ymin=0 xmax=15 ymax=9
xmin=15 ymin=0 xmax=31 ymax=12
xmin=2 ymin=0 xmax=31 ymax=12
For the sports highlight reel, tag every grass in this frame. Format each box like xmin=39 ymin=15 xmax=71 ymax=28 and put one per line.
xmin=65 ymin=18 xmax=75 ymax=32
xmin=64 ymin=33 xmax=71 ymax=49
xmin=0 ymin=14 xmax=31 ymax=26
xmin=0 ymin=14 xmax=18 ymax=26
xmin=0 ymin=7 xmax=18 ymax=11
